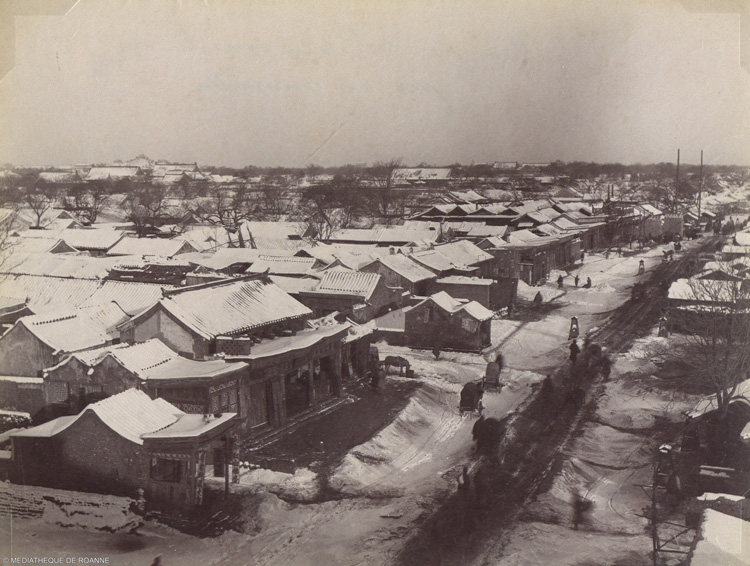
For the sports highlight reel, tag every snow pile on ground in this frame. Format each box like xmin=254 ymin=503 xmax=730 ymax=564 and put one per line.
xmin=234 ymin=467 xmax=320 ymax=502
xmin=691 ymin=509 xmax=750 ymax=566
xmin=697 ymin=492 xmax=747 ymax=502
xmin=329 ymin=381 xmax=471 ymax=498
xmin=41 ymin=493 xmax=140 ymax=532
xmin=517 ymin=280 xmax=563 ymax=302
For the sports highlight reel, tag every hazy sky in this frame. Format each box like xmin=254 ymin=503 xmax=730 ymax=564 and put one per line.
xmin=0 ymin=0 xmax=747 ymax=167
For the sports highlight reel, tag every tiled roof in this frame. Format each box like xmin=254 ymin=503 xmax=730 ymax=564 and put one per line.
xmin=58 ymin=229 xmax=125 ymax=251
xmin=436 ymin=276 xmax=494 ymax=286
xmin=18 ymin=302 xmax=130 ymax=353
xmin=246 ymin=255 xmax=318 ymax=276
xmin=269 ymin=275 xmax=320 ymax=295
xmin=85 ymin=166 xmax=143 ymax=181
xmin=1 ymin=253 xmax=121 ymax=278
xmin=421 ymin=291 xmax=494 ymax=321
xmin=141 ymin=412 xmax=236 ymax=440
xmin=107 ymin=237 xmax=197 ymax=257
xmin=362 ymin=255 xmax=435 ymax=283
xmin=0 ymin=275 xmax=102 ymax=312
xmin=80 ymin=281 xmax=171 ymax=316
xmin=154 ymin=277 xmax=312 ymax=339
xmin=7 ymin=237 xmax=77 ymax=254
xmin=66 ymin=338 xmax=247 ymax=381
xmin=83 ymin=389 xmax=182 ymax=444
xmin=310 ymin=271 xmax=381 ymax=300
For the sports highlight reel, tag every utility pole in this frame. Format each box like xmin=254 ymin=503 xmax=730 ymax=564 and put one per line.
xmin=674 ymin=149 xmax=680 ymax=213
xmin=697 ymin=150 xmax=703 ymax=219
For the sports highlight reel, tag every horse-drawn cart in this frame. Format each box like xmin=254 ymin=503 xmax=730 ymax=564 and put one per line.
xmin=459 ymin=381 xmax=484 ymax=416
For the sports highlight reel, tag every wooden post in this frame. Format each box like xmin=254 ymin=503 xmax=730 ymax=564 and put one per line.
xmin=308 ymin=361 xmax=316 ymax=406
xmin=224 ymin=436 xmax=230 ymax=499
xmin=698 ymin=150 xmax=703 ymax=220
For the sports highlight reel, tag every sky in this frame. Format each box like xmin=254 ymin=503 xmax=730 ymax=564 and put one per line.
xmin=0 ymin=0 xmax=747 ymax=168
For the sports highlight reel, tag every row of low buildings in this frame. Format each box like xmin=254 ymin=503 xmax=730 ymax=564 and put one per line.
xmin=0 ymin=194 xmax=731 ymax=512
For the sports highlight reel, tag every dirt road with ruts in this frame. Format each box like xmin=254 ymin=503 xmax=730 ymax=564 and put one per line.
xmin=396 ymin=236 xmax=719 ymax=566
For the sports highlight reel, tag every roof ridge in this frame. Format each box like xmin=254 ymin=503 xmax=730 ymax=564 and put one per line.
xmin=162 ymin=272 xmax=267 ymax=296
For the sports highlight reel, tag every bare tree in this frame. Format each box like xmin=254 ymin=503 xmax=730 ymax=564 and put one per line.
xmin=23 ymin=185 xmax=58 ymax=228
xmin=192 ymin=187 xmax=261 ymax=247
xmin=258 ymin=184 xmax=293 ymax=220
xmin=369 ymin=158 xmax=402 ymax=217
xmin=301 ymin=173 xmax=365 ymax=240
xmin=124 ymin=183 xmax=170 ymax=237
xmin=62 ymin=182 xmax=111 ymax=225
xmin=672 ymin=269 xmax=750 ymax=423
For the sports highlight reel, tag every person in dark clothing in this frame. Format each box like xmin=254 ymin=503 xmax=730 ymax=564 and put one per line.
xmin=574 ymin=274 xmax=580 ymax=287
xmin=557 ymin=274 xmax=564 ymax=289
xmin=583 ymin=277 xmax=592 ymax=288
xmin=571 ymin=493 xmax=593 ymax=530
xmin=533 ymin=291 xmax=543 ymax=305
xmin=569 ymin=340 xmax=580 ymax=365
xmin=600 ymin=355 xmax=612 ymax=381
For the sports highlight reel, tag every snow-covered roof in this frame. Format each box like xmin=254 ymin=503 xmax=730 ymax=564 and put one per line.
xmin=58 ymin=338 xmax=247 ymax=382
xmin=246 ymin=255 xmax=318 ymax=276
xmin=141 ymin=412 xmax=236 ymax=440
xmin=691 ymin=509 xmax=750 ymax=566
xmin=233 ymin=324 xmax=350 ymax=361
xmin=57 ymin=229 xmax=125 ymax=251
xmin=107 ymin=237 xmax=197 ymax=257
xmin=419 ymin=291 xmax=494 ymax=321
xmin=392 ymin=168 xmax=452 ymax=182
xmin=668 ymin=277 xmax=745 ymax=303
xmin=144 ymin=276 xmax=312 ymax=340
xmin=79 ymin=281 xmax=173 ymax=316
xmin=268 ymin=275 xmax=320 ymax=295
xmin=307 ymin=271 xmax=381 ymax=300
xmin=436 ymin=276 xmax=494 ymax=286
xmin=17 ymin=302 xmax=130 ymax=353
xmin=11 ymin=389 xmax=182 ymax=445
xmin=361 ymin=255 xmax=435 ymax=283
xmin=734 ymin=231 xmax=750 ymax=247
xmin=85 ymin=166 xmax=143 ymax=181
xmin=7 ymin=236 xmax=77 ymax=254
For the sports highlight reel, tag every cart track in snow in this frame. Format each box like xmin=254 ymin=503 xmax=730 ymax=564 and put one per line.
xmin=396 ymin=236 xmax=720 ymax=566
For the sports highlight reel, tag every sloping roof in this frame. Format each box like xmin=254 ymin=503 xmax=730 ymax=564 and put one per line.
xmin=436 ymin=276 xmax=494 ymax=286
xmin=57 ymin=229 xmax=125 ymax=251
xmin=85 ymin=166 xmax=143 ymax=181
xmin=392 ymin=168 xmax=452 ymax=182
xmin=0 ymin=275 xmax=102 ymax=313
xmin=691 ymin=509 xmax=750 ymax=566
xmin=362 ymin=255 xmax=436 ymax=283
xmin=419 ymin=291 xmax=494 ymax=321
xmin=18 ymin=302 xmax=130 ymax=353
xmin=79 ymin=281 xmax=172 ymax=316
xmin=38 ymin=171 xmax=81 ymax=183
xmin=149 ymin=277 xmax=312 ymax=339
xmin=64 ymin=338 xmax=247 ymax=381
xmin=82 ymin=389 xmax=182 ymax=444
xmin=429 ymin=240 xmax=494 ymax=267
xmin=141 ymin=412 xmax=236 ymax=440
xmin=668 ymin=277 xmax=745 ymax=303
xmin=9 ymin=389 xmax=185 ymax=445
xmin=234 ymin=324 xmax=349 ymax=361
xmin=307 ymin=270 xmax=381 ymax=300
xmin=268 ymin=275 xmax=320 ymax=295
xmin=107 ymin=237 xmax=197 ymax=257
xmin=246 ymin=255 xmax=318 ymax=276
xmin=0 ymin=252 xmax=121 ymax=279
xmin=242 ymin=220 xmax=312 ymax=240
xmin=7 ymin=236 xmax=78 ymax=254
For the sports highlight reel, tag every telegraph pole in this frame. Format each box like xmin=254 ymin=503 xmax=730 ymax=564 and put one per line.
xmin=697 ymin=150 xmax=703 ymax=219
xmin=674 ymin=149 xmax=680 ymax=213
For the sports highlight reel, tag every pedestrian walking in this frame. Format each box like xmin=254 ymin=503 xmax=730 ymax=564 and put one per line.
xmin=557 ymin=274 xmax=564 ymax=289
xmin=600 ymin=355 xmax=611 ymax=381
xmin=569 ymin=340 xmax=580 ymax=365
xmin=574 ymin=274 xmax=580 ymax=287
